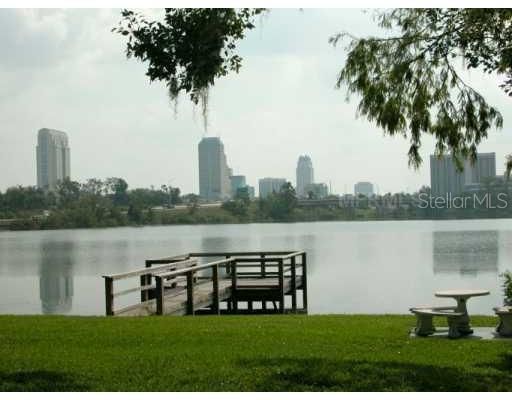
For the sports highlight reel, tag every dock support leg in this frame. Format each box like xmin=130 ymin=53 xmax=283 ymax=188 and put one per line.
xmin=291 ymin=256 xmax=297 ymax=313
xmin=301 ymin=253 xmax=308 ymax=314
xmin=261 ymin=254 xmax=267 ymax=311
xmin=104 ymin=277 xmax=114 ymax=316
xmin=231 ymin=260 xmax=238 ymax=313
xmin=186 ymin=271 xmax=195 ymax=315
xmin=156 ymin=276 xmax=164 ymax=315
xmin=212 ymin=265 xmax=220 ymax=315
xmin=278 ymin=259 xmax=285 ymax=314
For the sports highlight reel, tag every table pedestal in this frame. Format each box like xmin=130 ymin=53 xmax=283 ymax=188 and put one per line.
xmin=455 ymin=298 xmax=473 ymax=335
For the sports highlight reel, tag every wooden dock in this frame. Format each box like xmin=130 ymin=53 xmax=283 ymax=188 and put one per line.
xmin=103 ymin=251 xmax=307 ymax=316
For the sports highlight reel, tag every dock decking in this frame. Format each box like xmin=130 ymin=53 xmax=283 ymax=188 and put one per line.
xmin=103 ymin=251 xmax=308 ymax=316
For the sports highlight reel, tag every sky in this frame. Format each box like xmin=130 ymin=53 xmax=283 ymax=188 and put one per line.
xmin=1 ymin=8 xmax=511 ymax=195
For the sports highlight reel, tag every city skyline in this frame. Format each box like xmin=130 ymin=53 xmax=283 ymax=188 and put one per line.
xmin=28 ymin=128 xmax=506 ymax=199
xmin=1 ymin=9 xmax=511 ymax=195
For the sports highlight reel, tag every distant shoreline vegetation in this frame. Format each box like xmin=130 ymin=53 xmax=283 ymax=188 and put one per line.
xmin=2 ymin=177 xmax=512 ymax=231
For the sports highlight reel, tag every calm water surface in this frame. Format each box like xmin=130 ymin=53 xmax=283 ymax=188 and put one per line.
xmin=0 ymin=219 xmax=511 ymax=315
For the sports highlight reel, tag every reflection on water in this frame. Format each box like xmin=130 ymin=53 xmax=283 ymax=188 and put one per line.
xmin=432 ymin=230 xmax=499 ymax=276
xmin=1 ymin=220 xmax=511 ymax=315
xmin=39 ymin=241 xmax=75 ymax=314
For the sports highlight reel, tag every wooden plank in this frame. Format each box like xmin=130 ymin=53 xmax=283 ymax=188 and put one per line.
xmin=145 ymin=254 xmax=190 ymax=264
xmin=115 ymin=280 xmax=231 ymax=316
xmin=114 ymin=277 xmax=188 ymax=298
xmin=114 ymin=276 xmax=301 ymax=317
xmin=155 ymin=258 xmax=236 ymax=279
xmin=188 ymin=251 xmax=297 ymax=257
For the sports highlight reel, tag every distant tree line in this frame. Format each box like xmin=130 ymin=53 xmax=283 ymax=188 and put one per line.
xmin=0 ymin=177 xmax=187 ymax=229
xmin=2 ymin=176 xmax=512 ymax=230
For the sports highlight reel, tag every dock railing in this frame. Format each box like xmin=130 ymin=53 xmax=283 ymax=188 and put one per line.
xmin=103 ymin=251 xmax=307 ymax=316
xmin=102 ymin=258 xmax=197 ymax=316
xmin=154 ymin=257 xmax=237 ymax=315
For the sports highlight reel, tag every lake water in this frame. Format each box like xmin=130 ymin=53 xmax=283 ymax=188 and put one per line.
xmin=0 ymin=219 xmax=510 ymax=316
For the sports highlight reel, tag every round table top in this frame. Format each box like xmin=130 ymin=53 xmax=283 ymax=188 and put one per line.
xmin=435 ymin=289 xmax=490 ymax=298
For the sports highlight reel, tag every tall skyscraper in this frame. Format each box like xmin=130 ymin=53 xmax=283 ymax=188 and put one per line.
xmin=259 ymin=178 xmax=287 ymax=199
xmin=296 ymin=155 xmax=314 ymax=198
xmin=198 ymin=137 xmax=231 ymax=201
xmin=430 ymin=152 xmax=496 ymax=196
xmin=36 ymin=128 xmax=70 ymax=191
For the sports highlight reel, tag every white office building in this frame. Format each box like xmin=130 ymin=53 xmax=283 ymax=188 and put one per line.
xmin=198 ymin=137 xmax=231 ymax=201
xmin=36 ymin=128 xmax=71 ymax=191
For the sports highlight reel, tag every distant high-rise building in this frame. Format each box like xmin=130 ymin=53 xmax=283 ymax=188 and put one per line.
xmin=305 ymin=183 xmax=329 ymax=199
xmin=430 ymin=152 xmax=496 ymax=196
xmin=296 ymin=155 xmax=314 ymax=198
xmin=230 ymin=175 xmax=247 ymax=197
xmin=198 ymin=137 xmax=231 ymax=201
xmin=259 ymin=178 xmax=287 ymax=199
xmin=354 ymin=182 xmax=374 ymax=197
xmin=36 ymin=128 xmax=70 ymax=191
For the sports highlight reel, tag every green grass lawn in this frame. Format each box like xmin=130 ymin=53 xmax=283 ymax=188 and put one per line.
xmin=0 ymin=314 xmax=510 ymax=391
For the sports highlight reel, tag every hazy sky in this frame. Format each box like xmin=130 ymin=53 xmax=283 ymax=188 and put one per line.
xmin=1 ymin=8 xmax=511 ymax=195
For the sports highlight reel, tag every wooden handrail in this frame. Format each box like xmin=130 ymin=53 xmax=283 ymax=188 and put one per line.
xmin=154 ymin=257 xmax=237 ymax=279
xmin=188 ymin=251 xmax=297 ymax=257
xmin=145 ymin=254 xmax=190 ymax=264
xmin=102 ymin=259 xmax=196 ymax=280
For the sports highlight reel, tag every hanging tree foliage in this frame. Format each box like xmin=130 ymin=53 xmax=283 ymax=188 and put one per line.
xmin=115 ymin=8 xmax=512 ymax=173
xmin=333 ymin=8 xmax=512 ymax=172
xmin=113 ymin=8 xmax=265 ymax=129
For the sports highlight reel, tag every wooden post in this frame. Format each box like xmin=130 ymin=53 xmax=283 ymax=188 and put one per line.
xmin=140 ymin=274 xmax=147 ymax=302
xmin=226 ymin=255 xmax=231 ymax=275
xmin=104 ymin=277 xmax=114 ymax=316
xmin=186 ymin=271 xmax=195 ymax=315
xmin=261 ymin=253 xmax=267 ymax=311
xmin=278 ymin=259 xmax=285 ymax=314
xmin=261 ymin=253 xmax=266 ymax=278
xmin=301 ymin=253 xmax=308 ymax=313
xmin=155 ymin=276 xmax=164 ymax=315
xmin=231 ymin=260 xmax=238 ymax=313
xmin=142 ymin=261 xmax=153 ymax=301
xmin=291 ymin=256 xmax=297 ymax=313
xmin=212 ymin=265 xmax=220 ymax=315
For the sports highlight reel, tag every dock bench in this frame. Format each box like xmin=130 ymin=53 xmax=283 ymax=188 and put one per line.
xmin=410 ymin=306 xmax=464 ymax=338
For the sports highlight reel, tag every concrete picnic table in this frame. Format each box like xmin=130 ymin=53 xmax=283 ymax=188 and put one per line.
xmin=435 ymin=289 xmax=490 ymax=334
